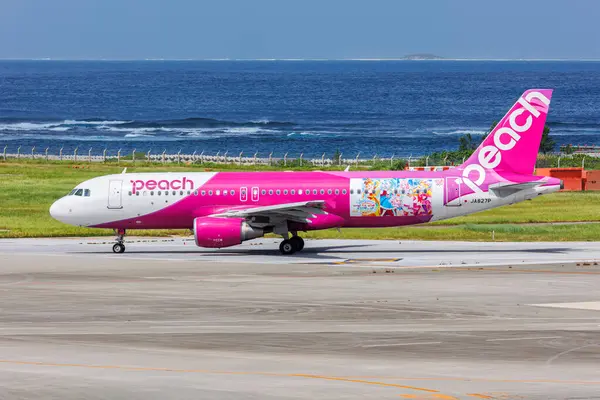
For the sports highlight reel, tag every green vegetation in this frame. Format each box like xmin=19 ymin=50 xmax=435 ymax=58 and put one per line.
xmin=540 ymin=125 xmax=556 ymax=154
xmin=1 ymin=160 xmax=599 ymax=241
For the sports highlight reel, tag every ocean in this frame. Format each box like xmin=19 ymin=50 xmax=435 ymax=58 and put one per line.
xmin=1 ymin=60 xmax=599 ymax=158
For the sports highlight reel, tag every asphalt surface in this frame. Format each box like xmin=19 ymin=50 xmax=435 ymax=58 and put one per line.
xmin=0 ymin=238 xmax=600 ymax=399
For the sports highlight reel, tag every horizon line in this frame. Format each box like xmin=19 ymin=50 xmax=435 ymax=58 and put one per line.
xmin=1 ymin=57 xmax=600 ymax=62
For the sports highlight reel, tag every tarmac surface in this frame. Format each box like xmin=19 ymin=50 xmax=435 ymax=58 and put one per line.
xmin=1 ymin=238 xmax=600 ymax=399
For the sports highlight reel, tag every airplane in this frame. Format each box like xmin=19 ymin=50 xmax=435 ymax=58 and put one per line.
xmin=50 ymin=89 xmax=562 ymax=255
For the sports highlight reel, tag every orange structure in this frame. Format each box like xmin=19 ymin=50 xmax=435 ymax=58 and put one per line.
xmin=535 ymin=168 xmax=586 ymax=191
xmin=584 ymin=170 xmax=600 ymax=191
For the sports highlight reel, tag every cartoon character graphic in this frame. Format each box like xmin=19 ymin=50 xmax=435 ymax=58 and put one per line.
xmin=362 ymin=178 xmax=381 ymax=216
xmin=351 ymin=178 xmax=433 ymax=217
xmin=379 ymin=189 xmax=395 ymax=216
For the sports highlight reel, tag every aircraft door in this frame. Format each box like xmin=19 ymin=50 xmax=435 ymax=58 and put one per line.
xmin=444 ymin=177 xmax=462 ymax=207
xmin=108 ymin=180 xmax=123 ymax=209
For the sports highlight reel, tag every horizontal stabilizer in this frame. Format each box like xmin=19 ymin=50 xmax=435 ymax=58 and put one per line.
xmin=489 ymin=180 xmax=546 ymax=197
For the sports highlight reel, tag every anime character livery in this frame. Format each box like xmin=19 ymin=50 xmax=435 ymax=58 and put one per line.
xmin=50 ymin=89 xmax=561 ymax=254
xmin=350 ymin=178 xmax=433 ymax=217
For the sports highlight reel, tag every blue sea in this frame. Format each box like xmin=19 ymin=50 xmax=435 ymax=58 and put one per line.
xmin=1 ymin=60 xmax=599 ymax=158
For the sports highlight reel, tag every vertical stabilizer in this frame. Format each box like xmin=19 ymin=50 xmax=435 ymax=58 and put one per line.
xmin=459 ymin=89 xmax=553 ymax=191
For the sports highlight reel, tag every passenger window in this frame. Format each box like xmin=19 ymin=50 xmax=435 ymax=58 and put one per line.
xmin=261 ymin=189 xmax=266 ymax=195
xmin=335 ymin=189 xmax=339 ymax=195
xmin=180 ymin=190 xmax=184 ymax=196
xmin=75 ymin=189 xmax=83 ymax=196
xmin=230 ymin=190 xmax=235 ymax=195
xmin=223 ymin=190 xmax=227 ymax=196
xmin=158 ymin=191 xmax=162 ymax=196
xmin=165 ymin=191 xmax=169 ymax=196
xmin=172 ymin=191 xmax=176 ymax=195
xmin=276 ymin=189 xmax=281 ymax=195
xmin=291 ymin=189 xmax=295 ymax=195
xmin=201 ymin=190 xmax=206 ymax=196
xmin=312 ymin=189 xmax=317 ymax=195
xmin=343 ymin=189 xmax=347 ymax=195
xmin=298 ymin=189 xmax=303 ymax=195
xmin=357 ymin=189 xmax=361 ymax=194
xmin=350 ymin=189 xmax=354 ymax=194
xmin=209 ymin=190 xmax=213 ymax=196
xmin=284 ymin=190 xmax=288 ymax=195
xmin=136 ymin=192 xmax=140 ymax=196
xmin=269 ymin=189 xmax=273 ymax=195
xmin=328 ymin=189 xmax=332 ymax=195
xmin=150 ymin=191 xmax=154 ymax=196
xmin=320 ymin=189 xmax=324 ymax=195
xmin=194 ymin=190 xmax=198 ymax=196
xmin=128 ymin=191 xmax=132 ymax=196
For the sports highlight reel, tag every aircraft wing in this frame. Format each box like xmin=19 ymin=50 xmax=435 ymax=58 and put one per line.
xmin=210 ymin=200 xmax=328 ymax=224
xmin=489 ymin=180 xmax=546 ymax=197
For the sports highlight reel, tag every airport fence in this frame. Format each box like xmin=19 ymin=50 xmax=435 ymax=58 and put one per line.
xmin=2 ymin=144 xmax=600 ymax=170
xmin=0 ymin=145 xmax=435 ymax=168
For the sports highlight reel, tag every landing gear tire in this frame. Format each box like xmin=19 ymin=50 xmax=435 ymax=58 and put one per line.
xmin=113 ymin=229 xmax=126 ymax=254
xmin=279 ymin=240 xmax=296 ymax=255
xmin=290 ymin=236 xmax=304 ymax=252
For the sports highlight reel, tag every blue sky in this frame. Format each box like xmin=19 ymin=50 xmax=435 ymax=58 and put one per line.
xmin=1 ymin=0 xmax=599 ymax=59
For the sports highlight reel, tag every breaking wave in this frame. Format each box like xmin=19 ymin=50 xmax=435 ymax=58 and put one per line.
xmin=431 ymin=129 xmax=487 ymax=136
xmin=0 ymin=117 xmax=296 ymax=140
xmin=115 ymin=117 xmax=295 ymax=129
xmin=0 ymin=117 xmax=294 ymax=129
xmin=548 ymin=121 xmax=600 ymax=129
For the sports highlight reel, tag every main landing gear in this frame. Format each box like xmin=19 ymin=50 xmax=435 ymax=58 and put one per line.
xmin=279 ymin=234 xmax=304 ymax=255
xmin=112 ymin=229 xmax=126 ymax=254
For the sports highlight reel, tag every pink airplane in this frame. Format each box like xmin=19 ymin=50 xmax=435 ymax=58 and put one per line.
xmin=50 ymin=89 xmax=561 ymax=254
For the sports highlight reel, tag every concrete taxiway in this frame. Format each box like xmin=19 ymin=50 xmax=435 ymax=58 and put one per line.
xmin=0 ymin=238 xmax=599 ymax=399
xmin=2 ymin=237 xmax=600 ymax=267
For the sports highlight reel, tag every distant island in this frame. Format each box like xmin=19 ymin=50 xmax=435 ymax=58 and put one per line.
xmin=401 ymin=53 xmax=445 ymax=60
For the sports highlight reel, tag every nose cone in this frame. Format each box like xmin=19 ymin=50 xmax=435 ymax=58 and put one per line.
xmin=49 ymin=198 xmax=71 ymax=224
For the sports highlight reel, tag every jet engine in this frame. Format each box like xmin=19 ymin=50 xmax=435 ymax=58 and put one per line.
xmin=193 ymin=217 xmax=264 ymax=248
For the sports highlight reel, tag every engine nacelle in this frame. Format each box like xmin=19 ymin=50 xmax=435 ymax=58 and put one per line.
xmin=193 ymin=217 xmax=264 ymax=248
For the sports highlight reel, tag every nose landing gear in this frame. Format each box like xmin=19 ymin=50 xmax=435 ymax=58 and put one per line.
xmin=112 ymin=229 xmax=126 ymax=254
xmin=279 ymin=234 xmax=305 ymax=255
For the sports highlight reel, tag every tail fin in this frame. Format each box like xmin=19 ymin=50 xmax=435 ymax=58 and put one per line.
xmin=461 ymin=89 xmax=553 ymax=176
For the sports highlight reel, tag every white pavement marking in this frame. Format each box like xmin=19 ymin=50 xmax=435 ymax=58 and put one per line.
xmin=486 ymin=336 xmax=562 ymax=342
xmin=530 ymin=302 xmax=600 ymax=311
xmin=361 ymin=341 xmax=442 ymax=347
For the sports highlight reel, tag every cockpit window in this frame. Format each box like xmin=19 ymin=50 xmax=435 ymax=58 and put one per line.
xmin=69 ymin=188 xmax=91 ymax=197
